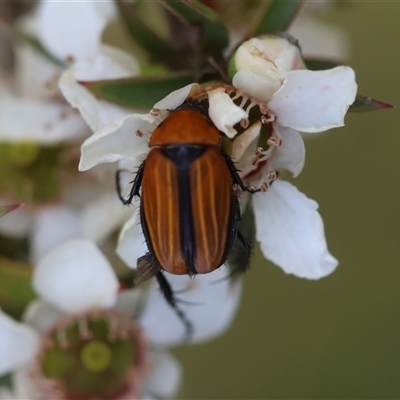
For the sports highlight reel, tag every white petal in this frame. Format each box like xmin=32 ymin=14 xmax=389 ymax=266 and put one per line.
xmin=36 ymin=1 xmax=114 ymax=60
xmin=22 ymin=299 xmax=63 ymax=334
xmin=114 ymin=289 xmax=141 ymax=317
xmin=74 ymin=45 xmax=139 ymax=81
xmin=116 ymin=210 xmax=148 ymax=269
xmin=81 ymin=192 xmax=134 ymax=244
xmin=268 ymin=124 xmax=305 ymax=177
xmin=59 ymin=45 xmax=139 ymax=132
xmin=0 ymin=87 xmax=89 ymax=143
xmin=234 ymin=136 xmax=260 ymax=179
xmin=33 ymin=239 xmax=119 ymax=313
xmin=79 ymin=114 xmax=152 ymax=171
xmin=232 ymin=70 xmax=281 ymax=103
xmin=208 ymin=88 xmax=247 ymax=138
xmin=268 ymin=66 xmax=357 ymax=133
xmin=253 ymin=180 xmax=338 ymax=279
xmin=0 ymin=386 xmax=14 ymax=399
xmin=288 ymin=14 xmax=350 ymax=60
xmin=14 ymin=11 xmax=62 ymax=98
xmin=153 ymin=83 xmax=200 ymax=111
xmin=30 ymin=205 xmax=82 ymax=262
xmin=14 ymin=39 xmax=62 ymax=99
xmin=233 ymin=36 xmax=305 ymax=79
xmin=0 ymin=310 xmax=39 ymax=375
xmin=13 ymin=367 xmax=41 ymax=399
xmin=142 ymin=350 xmax=181 ymax=398
xmin=138 ymin=266 xmax=242 ymax=346
xmin=0 ymin=205 xmax=32 ymax=238
xmin=231 ymin=121 xmax=261 ymax=162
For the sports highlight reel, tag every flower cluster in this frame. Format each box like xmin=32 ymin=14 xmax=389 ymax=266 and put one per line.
xmin=72 ymin=35 xmax=356 ymax=280
xmin=0 ymin=0 xmax=387 ymax=398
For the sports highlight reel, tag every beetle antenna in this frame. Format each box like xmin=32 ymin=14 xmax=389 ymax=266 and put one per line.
xmin=156 ymin=272 xmax=194 ymax=340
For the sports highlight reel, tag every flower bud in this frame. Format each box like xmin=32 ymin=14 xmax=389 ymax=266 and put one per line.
xmin=230 ymin=35 xmax=305 ymax=81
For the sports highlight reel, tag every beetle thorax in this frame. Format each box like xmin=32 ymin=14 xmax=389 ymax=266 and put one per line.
xmin=149 ymin=109 xmax=220 ymax=147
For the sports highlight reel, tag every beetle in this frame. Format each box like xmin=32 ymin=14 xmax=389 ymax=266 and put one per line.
xmin=117 ymin=100 xmax=258 ymax=335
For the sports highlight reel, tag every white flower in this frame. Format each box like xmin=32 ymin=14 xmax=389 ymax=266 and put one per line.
xmin=0 ymin=239 xmax=241 ymax=399
xmin=0 ymin=0 xmax=138 ymax=144
xmin=0 ymin=1 xmax=140 ymax=255
xmin=0 ymin=167 xmax=134 ymax=262
xmin=223 ymin=35 xmax=357 ymax=279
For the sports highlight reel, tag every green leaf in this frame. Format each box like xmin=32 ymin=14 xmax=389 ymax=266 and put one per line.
xmin=305 ymin=58 xmax=339 ymax=71
xmin=0 ymin=204 xmax=21 ymax=219
xmin=0 ymin=257 xmax=36 ymax=315
xmin=250 ymin=0 xmax=303 ymax=37
xmin=159 ymin=0 xmax=229 ymax=56
xmin=349 ymin=94 xmax=394 ymax=112
xmin=80 ymin=72 xmax=195 ymax=110
xmin=115 ymin=0 xmax=176 ymax=61
xmin=0 ymin=15 xmax=67 ymax=67
xmin=15 ymin=30 xmax=68 ymax=68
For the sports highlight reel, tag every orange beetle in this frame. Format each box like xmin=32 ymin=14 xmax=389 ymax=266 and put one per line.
xmin=117 ymin=101 xmax=256 ymax=334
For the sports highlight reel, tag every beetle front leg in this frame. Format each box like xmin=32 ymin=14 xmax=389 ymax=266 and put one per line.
xmin=221 ymin=150 xmax=261 ymax=194
xmin=116 ymin=160 xmax=146 ymax=205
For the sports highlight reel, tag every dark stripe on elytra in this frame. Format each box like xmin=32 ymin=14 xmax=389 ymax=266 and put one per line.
xmin=162 ymin=145 xmax=206 ymax=275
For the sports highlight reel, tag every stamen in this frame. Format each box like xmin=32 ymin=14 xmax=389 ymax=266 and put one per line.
xmin=56 ymin=328 xmax=68 ymax=349
xmin=261 ymin=182 xmax=269 ymax=192
xmin=150 ymin=108 xmax=160 ymax=117
xmin=136 ymin=129 xmax=144 ymax=137
xmin=267 ymin=170 xmax=277 ymax=181
xmin=259 ymin=103 xmax=269 ymax=115
xmin=255 ymin=147 xmax=264 ymax=156
xmin=78 ymin=316 xmax=92 ymax=340
xmin=245 ymin=100 xmax=257 ymax=114
xmin=251 ymin=156 xmax=260 ymax=167
xmin=230 ymin=92 xmax=241 ymax=101
xmin=261 ymin=114 xmax=275 ymax=124
xmin=240 ymin=118 xmax=249 ymax=129
xmin=239 ymin=97 xmax=248 ymax=109
xmin=233 ymin=184 xmax=242 ymax=197
xmin=267 ymin=137 xmax=282 ymax=147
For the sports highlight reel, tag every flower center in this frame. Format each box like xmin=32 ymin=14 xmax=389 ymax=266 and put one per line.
xmin=80 ymin=340 xmax=112 ymax=372
xmin=0 ymin=143 xmax=79 ymax=203
xmin=34 ymin=310 xmax=147 ymax=400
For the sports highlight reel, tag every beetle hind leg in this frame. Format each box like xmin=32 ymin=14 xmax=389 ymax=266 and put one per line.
xmin=156 ymin=272 xmax=194 ymax=340
xmin=232 ymin=230 xmax=252 ymax=275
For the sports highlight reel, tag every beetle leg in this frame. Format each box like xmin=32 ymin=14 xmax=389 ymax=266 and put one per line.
xmin=135 ymin=253 xmax=161 ymax=284
xmin=156 ymin=272 xmax=193 ymax=340
xmin=234 ymin=230 xmax=252 ymax=274
xmin=221 ymin=150 xmax=261 ymax=194
xmin=218 ymin=231 xmax=252 ymax=282
xmin=116 ymin=161 xmax=146 ymax=205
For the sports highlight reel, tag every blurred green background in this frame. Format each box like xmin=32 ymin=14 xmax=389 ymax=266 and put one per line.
xmin=174 ymin=3 xmax=400 ymax=399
